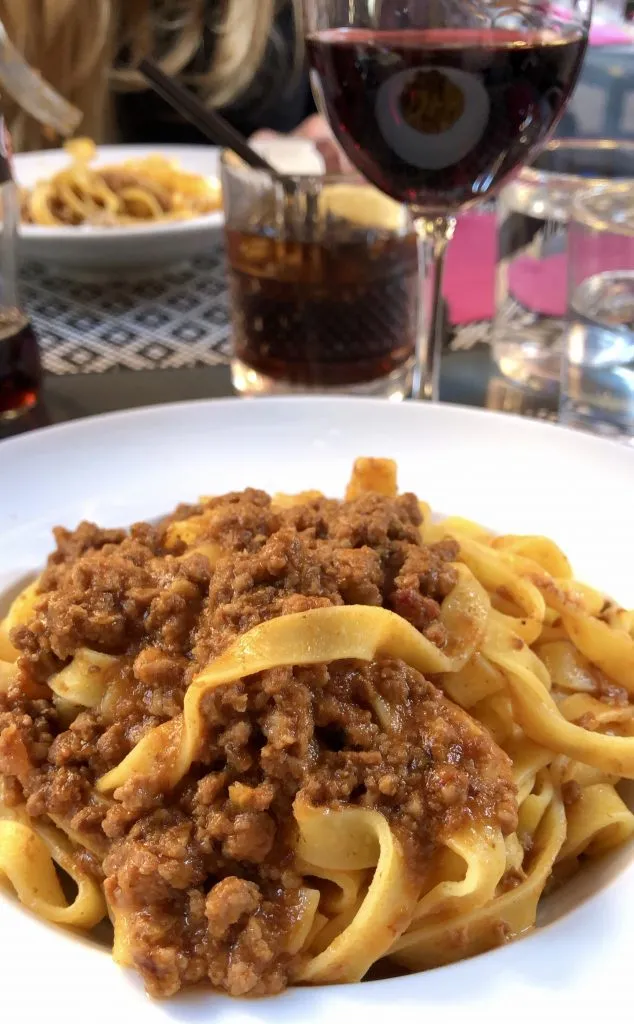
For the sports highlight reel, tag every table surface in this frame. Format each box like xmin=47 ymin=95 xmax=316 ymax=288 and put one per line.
xmin=26 ymin=240 xmax=492 ymax=378
xmin=14 ymin=36 xmax=634 ymax=440
xmin=13 ymin=41 xmax=634 ymax=397
xmin=0 ymin=346 xmax=560 ymax=443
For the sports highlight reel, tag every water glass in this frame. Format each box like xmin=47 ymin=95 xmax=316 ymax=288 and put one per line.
xmin=493 ymin=140 xmax=634 ymax=393
xmin=220 ymin=151 xmax=418 ymax=398
xmin=561 ymin=182 xmax=634 ymax=441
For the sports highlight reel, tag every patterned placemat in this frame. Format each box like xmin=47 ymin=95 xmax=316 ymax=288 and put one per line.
xmin=23 ymin=253 xmax=233 ymax=375
xmin=14 ymin=252 xmax=563 ymax=430
xmin=22 ymin=251 xmax=492 ymax=377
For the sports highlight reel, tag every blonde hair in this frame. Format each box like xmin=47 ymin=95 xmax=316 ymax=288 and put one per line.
xmin=0 ymin=0 xmax=301 ymax=151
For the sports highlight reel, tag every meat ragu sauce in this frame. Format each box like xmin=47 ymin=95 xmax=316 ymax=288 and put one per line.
xmin=0 ymin=489 xmax=517 ymax=997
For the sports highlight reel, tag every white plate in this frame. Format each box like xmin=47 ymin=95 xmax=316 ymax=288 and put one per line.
xmin=14 ymin=144 xmax=223 ymax=273
xmin=1 ymin=397 xmax=633 ymax=1024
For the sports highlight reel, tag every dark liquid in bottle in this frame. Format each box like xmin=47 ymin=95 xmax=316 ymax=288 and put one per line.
xmin=226 ymin=227 xmax=418 ymax=387
xmin=307 ymin=28 xmax=586 ymax=209
xmin=0 ymin=312 xmax=42 ymax=418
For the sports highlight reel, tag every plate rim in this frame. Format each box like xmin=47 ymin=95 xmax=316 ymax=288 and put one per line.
xmin=1 ymin=394 xmax=632 ymax=459
xmin=1 ymin=394 xmax=634 ymax=1023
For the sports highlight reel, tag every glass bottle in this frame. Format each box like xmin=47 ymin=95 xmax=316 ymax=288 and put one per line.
xmin=0 ymin=124 xmax=40 ymax=419
xmin=0 ymin=21 xmax=80 ymax=419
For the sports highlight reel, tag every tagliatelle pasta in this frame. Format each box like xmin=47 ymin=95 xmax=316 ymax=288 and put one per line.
xmin=20 ymin=138 xmax=222 ymax=227
xmin=96 ymin=571 xmax=489 ymax=796
xmin=0 ymin=457 xmax=633 ymax=1000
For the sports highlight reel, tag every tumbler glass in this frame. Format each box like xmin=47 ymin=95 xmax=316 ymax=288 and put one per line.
xmin=221 ymin=150 xmax=419 ymax=398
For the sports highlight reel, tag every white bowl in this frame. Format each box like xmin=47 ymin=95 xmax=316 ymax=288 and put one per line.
xmin=1 ymin=397 xmax=633 ymax=1024
xmin=14 ymin=144 xmax=223 ymax=273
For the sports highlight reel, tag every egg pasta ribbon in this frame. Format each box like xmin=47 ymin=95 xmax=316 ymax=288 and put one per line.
xmin=2 ymin=458 xmax=634 ymax=996
xmin=0 ymin=803 xmax=106 ymax=929
xmin=97 ymin=569 xmax=489 ymax=795
xmin=388 ymin=773 xmax=567 ymax=971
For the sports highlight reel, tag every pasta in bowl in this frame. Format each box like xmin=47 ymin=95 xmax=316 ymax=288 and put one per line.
xmin=13 ymin=141 xmax=224 ymax=270
xmin=20 ymin=138 xmax=222 ymax=227
xmin=0 ymin=456 xmax=632 ymax=999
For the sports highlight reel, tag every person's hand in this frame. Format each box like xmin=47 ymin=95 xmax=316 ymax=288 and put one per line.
xmin=251 ymin=114 xmax=354 ymax=175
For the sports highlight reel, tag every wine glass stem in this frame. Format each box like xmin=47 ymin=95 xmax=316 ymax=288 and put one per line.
xmin=412 ymin=214 xmax=456 ymax=402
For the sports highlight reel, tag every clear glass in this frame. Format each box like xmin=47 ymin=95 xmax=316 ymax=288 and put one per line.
xmin=221 ymin=151 xmax=418 ymax=398
xmin=561 ymin=182 xmax=634 ymax=441
xmin=303 ymin=0 xmax=592 ymax=401
xmin=592 ymin=0 xmax=626 ymax=24
xmin=493 ymin=139 xmax=634 ymax=394
xmin=486 ymin=373 xmax=559 ymax=422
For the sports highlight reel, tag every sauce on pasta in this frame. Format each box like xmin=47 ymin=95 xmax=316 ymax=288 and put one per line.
xmin=0 ymin=458 xmax=633 ymax=998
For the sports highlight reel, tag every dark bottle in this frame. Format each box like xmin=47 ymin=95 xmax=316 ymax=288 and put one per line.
xmin=0 ymin=121 xmax=41 ymax=419
xmin=0 ymin=27 xmax=81 ymax=419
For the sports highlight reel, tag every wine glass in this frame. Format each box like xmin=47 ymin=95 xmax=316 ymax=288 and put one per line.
xmin=303 ymin=0 xmax=592 ymax=400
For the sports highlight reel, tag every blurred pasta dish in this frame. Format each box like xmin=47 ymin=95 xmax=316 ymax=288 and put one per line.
xmin=20 ymin=138 xmax=222 ymax=227
xmin=1 ymin=457 xmax=633 ymax=998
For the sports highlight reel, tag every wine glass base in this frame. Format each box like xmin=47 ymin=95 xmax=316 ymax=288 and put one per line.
xmin=231 ymin=358 xmax=414 ymax=400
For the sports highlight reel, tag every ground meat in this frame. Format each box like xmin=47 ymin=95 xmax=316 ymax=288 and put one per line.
xmin=16 ymin=534 xmax=211 ymax=683
xmin=206 ymin=876 xmax=261 ymax=939
xmin=562 ymin=780 xmax=582 ymax=806
xmin=0 ymin=487 xmax=517 ymax=999
xmin=387 ymin=543 xmax=456 ymax=640
xmin=43 ymin=521 xmax=128 ymax=570
xmin=0 ymin=722 xmax=32 ymax=777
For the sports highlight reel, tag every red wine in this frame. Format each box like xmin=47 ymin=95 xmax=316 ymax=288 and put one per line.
xmin=307 ymin=28 xmax=586 ymax=211
xmin=0 ymin=313 xmax=41 ymax=418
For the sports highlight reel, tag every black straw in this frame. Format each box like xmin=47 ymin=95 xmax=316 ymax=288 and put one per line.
xmin=138 ymin=58 xmax=291 ymax=186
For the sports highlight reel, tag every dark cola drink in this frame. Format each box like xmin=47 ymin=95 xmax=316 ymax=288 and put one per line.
xmin=0 ymin=312 xmax=42 ymax=419
xmin=227 ymin=226 xmax=418 ymax=390
xmin=223 ymin=176 xmax=419 ymax=396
